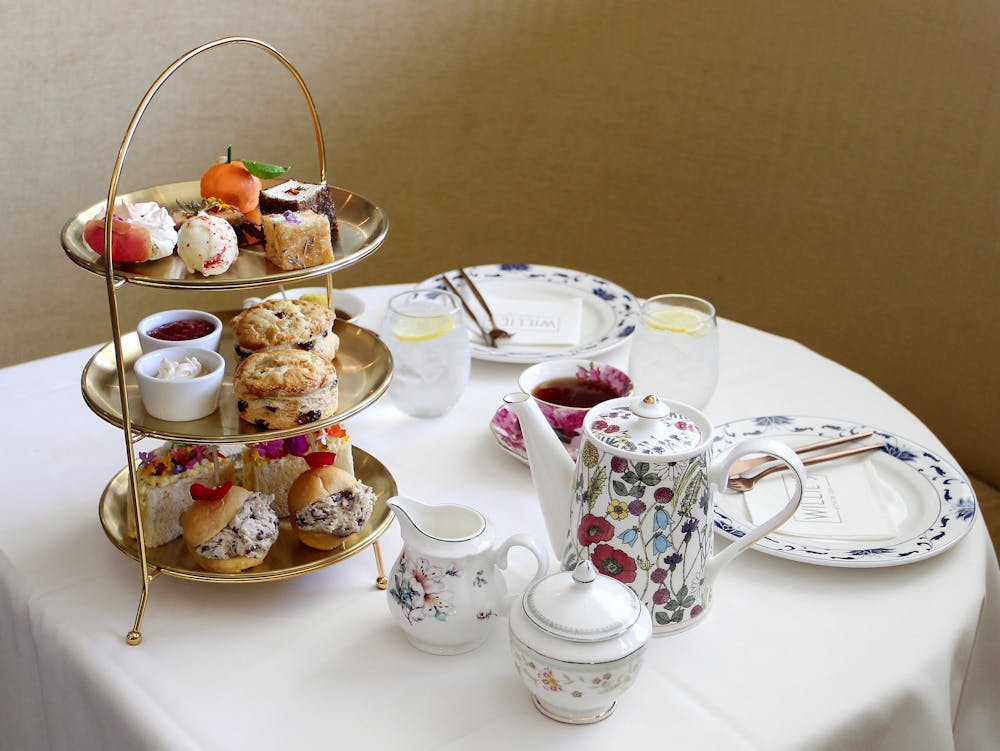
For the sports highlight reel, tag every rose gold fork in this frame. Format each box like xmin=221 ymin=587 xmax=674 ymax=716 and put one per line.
xmin=726 ymin=443 xmax=884 ymax=493
xmin=457 ymin=268 xmax=512 ymax=346
xmin=727 ymin=431 xmax=875 ymax=476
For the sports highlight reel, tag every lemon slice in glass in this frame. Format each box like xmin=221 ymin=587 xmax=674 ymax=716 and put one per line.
xmin=392 ymin=315 xmax=456 ymax=342
xmin=645 ymin=306 xmax=710 ymax=335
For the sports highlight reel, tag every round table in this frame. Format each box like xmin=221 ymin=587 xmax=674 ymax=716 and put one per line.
xmin=0 ymin=283 xmax=996 ymax=751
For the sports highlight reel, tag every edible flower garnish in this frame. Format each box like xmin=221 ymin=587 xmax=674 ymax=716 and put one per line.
xmin=138 ymin=443 xmax=214 ymax=476
xmin=252 ymin=435 xmax=310 ymax=460
xmin=304 ymin=452 xmax=338 ymax=469
xmin=282 ymin=210 xmax=302 ymax=225
xmin=191 ymin=481 xmax=234 ymax=502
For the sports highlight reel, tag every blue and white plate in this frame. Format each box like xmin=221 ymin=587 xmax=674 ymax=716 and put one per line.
xmin=419 ymin=264 xmax=638 ymax=363
xmin=712 ymin=416 xmax=978 ymax=568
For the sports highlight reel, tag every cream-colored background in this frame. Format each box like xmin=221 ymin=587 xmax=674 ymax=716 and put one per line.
xmin=1 ymin=1 xmax=997 ymax=487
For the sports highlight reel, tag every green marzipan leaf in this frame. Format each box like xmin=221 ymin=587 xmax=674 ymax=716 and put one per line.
xmin=241 ymin=159 xmax=291 ymax=179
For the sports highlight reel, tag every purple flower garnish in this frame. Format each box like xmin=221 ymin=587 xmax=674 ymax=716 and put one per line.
xmin=282 ymin=210 xmax=302 ymax=224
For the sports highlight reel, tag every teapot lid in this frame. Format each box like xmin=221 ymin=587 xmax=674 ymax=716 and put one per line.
xmin=523 ymin=560 xmax=643 ymax=642
xmin=586 ymin=395 xmax=704 ymax=457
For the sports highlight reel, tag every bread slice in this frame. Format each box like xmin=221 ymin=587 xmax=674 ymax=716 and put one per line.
xmin=129 ymin=444 xmax=236 ymax=547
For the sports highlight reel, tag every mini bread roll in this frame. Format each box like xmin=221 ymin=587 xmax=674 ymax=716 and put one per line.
xmin=287 ymin=465 xmax=374 ymax=550
xmin=181 ymin=485 xmax=277 ymax=573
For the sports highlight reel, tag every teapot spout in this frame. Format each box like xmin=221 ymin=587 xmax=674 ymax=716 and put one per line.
xmin=503 ymin=392 xmax=576 ymax=564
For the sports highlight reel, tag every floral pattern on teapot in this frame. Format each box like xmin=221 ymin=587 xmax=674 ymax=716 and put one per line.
xmin=589 ymin=407 xmax=702 ymax=456
xmin=572 ymin=440 xmax=712 ymax=628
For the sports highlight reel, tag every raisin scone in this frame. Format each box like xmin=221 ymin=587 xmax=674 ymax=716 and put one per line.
xmin=229 ymin=298 xmax=339 ymax=361
xmin=234 ymin=349 xmax=338 ymax=430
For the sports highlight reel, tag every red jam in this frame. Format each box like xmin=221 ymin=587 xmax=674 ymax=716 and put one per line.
xmin=149 ymin=318 xmax=215 ymax=342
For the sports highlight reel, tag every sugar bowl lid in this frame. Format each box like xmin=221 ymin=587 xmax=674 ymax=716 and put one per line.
xmin=523 ymin=560 xmax=644 ymax=642
xmin=585 ymin=394 xmax=706 ymax=457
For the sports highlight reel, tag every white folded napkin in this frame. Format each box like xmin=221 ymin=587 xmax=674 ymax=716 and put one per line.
xmin=743 ymin=453 xmax=900 ymax=541
xmin=487 ymin=297 xmax=583 ymax=346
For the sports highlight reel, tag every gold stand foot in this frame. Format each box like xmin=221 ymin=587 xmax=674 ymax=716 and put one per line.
xmin=125 ymin=569 xmax=160 ymax=646
xmin=373 ymin=540 xmax=388 ymax=590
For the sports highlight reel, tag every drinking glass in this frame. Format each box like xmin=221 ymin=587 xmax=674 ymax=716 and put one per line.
xmin=627 ymin=294 xmax=719 ymax=409
xmin=381 ymin=289 xmax=470 ymax=418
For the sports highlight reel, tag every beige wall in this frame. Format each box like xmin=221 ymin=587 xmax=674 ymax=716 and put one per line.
xmin=2 ymin=1 xmax=997 ymax=484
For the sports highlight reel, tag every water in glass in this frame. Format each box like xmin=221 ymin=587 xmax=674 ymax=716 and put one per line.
xmin=381 ymin=290 xmax=470 ymax=418
xmin=627 ymin=294 xmax=719 ymax=409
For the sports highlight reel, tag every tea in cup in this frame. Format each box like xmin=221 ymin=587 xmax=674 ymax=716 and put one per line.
xmin=515 ymin=359 xmax=633 ymax=456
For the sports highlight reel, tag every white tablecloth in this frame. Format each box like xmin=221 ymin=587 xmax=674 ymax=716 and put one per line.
xmin=1 ymin=283 xmax=997 ymax=751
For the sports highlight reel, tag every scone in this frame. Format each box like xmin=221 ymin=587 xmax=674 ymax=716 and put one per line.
xmin=262 ymin=210 xmax=335 ymax=270
xmin=229 ymin=298 xmax=339 ymax=361
xmin=234 ymin=349 xmax=338 ymax=430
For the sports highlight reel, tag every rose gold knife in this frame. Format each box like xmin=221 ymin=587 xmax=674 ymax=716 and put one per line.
xmin=727 ymin=430 xmax=875 ymax=476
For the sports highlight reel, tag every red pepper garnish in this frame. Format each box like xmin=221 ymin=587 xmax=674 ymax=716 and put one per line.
xmin=191 ymin=481 xmax=233 ymax=501
xmin=304 ymin=452 xmax=337 ymax=469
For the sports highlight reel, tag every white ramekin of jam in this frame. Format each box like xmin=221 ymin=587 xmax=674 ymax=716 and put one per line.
xmin=137 ymin=309 xmax=223 ymax=354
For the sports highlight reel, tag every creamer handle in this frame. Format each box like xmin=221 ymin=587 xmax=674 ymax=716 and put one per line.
xmin=495 ymin=533 xmax=550 ymax=616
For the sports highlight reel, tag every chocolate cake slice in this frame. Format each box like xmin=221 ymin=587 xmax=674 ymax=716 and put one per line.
xmin=259 ymin=180 xmax=338 ymax=242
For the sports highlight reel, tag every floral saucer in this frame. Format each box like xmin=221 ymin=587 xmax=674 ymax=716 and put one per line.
xmin=490 ymin=405 xmax=575 ymax=465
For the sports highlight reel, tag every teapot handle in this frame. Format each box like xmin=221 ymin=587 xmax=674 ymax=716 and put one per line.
xmin=495 ymin=533 xmax=550 ymax=616
xmin=705 ymin=438 xmax=807 ymax=583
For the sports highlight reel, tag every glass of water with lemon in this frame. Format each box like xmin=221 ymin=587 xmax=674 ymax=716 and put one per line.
xmin=627 ymin=294 xmax=719 ymax=409
xmin=381 ymin=289 xmax=470 ymax=418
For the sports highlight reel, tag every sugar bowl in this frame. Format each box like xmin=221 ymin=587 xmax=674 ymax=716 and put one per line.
xmin=508 ymin=560 xmax=652 ymax=724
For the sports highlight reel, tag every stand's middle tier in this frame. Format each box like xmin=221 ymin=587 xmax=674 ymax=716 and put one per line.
xmin=82 ymin=316 xmax=392 ymax=442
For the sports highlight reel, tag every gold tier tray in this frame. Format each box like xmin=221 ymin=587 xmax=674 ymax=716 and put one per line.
xmin=82 ymin=314 xmax=392 ymax=442
xmin=100 ymin=445 xmax=396 ymax=583
xmin=62 ymin=181 xmax=389 ymax=291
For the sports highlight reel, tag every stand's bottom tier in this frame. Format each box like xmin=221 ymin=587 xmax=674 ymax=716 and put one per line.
xmin=99 ymin=445 xmax=396 ymax=582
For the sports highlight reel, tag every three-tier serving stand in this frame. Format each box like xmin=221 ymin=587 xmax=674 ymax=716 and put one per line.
xmin=61 ymin=37 xmax=396 ymax=646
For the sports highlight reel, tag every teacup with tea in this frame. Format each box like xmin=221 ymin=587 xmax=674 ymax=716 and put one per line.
xmin=493 ymin=359 xmax=633 ymax=459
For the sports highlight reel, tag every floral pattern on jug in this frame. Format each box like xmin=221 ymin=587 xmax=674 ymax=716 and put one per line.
xmin=572 ymin=440 xmax=712 ymax=628
xmin=388 ymin=551 xmax=463 ymax=625
xmin=386 ymin=497 xmax=548 ymax=654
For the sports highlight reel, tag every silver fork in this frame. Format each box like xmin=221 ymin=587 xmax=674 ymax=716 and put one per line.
xmin=726 ymin=443 xmax=884 ymax=493
xmin=457 ymin=268 xmax=512 ymax=346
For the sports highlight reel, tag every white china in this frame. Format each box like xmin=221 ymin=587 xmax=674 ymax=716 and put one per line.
xmin=504 ymin=391 xmax=808 ymax=635
xmin=386 ymin=496 xmax=548 ymax=655
xmin=713 ymin=415 xmax=978 ymax=567
xmin=133 ymin=346 xmax=225 ymax=422
xmin=508 ymin=560 xmax=652 ymax=724
xmin=242 ymin=286 xmax=366 ymax=322
xmin=418 ymin=264 xmax=638 ymax=363
xmin=628 ymin=294 xmax=719 ymax=409
xmin=136 ymin=309 xmax=222 ymax=354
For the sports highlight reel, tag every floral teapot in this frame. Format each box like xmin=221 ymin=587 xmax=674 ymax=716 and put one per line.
xmin=502 ymin=392 xmax=807 ymax=635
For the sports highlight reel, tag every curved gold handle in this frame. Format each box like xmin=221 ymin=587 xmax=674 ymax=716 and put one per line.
xmin=100 ymin=38 xmax=325 ymax=643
